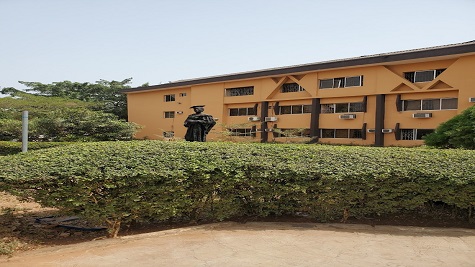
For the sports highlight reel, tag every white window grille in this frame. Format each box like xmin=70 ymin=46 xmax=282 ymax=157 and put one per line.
xmin=225 ymin=86 xmax=254 ymax=97
xmin=400 ymin=129 xmax=434 ymax=140
xmin=282 ymin=83 xmax=305 ymax=93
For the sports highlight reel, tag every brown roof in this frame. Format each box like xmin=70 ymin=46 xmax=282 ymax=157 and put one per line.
xmin=123 ymin=40 xmax=475 ymax=93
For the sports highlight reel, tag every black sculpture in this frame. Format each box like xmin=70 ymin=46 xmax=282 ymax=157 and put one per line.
xmin=184 ymin=105 xmax=216 ymax=142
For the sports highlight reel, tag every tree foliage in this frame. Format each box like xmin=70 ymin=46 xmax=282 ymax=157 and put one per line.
xmin=16 ymin=78 xmax=131 ymax=120
xmin=31 ymin=109 xmax=139 ymax=141
xmin=0 ymin=88 xmax=139 ymax=141
xmin=0 ymin=87 xmax=92 ymax=119
xmin=424 ymin=105 xmax=475 ymax=149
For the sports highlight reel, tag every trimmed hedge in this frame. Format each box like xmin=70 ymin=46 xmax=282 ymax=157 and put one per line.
xmin=0 ymin=141 xmax=72 ymax=156
xmin=0 ymin=141 xmax=474 ymax=236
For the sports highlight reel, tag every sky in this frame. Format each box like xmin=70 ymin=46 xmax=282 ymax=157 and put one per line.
xmin=1 ymin=0 xmax=474 ymax=90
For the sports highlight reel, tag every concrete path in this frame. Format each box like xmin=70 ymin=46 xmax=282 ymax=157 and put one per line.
xmin=1 ymin=222 xmax=474 ymax=267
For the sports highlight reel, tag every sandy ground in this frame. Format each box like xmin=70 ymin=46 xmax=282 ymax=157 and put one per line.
xmin=1 ymin=222 xmax=475 ymax=267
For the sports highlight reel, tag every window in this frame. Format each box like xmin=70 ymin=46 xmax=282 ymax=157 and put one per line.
xmin=164 ymin=111 xmax=175 ymax=118
xmin=441 ymin=98 xmax=458 ymax=109
xmin=292 ymin=105 xmax=303 ymax=114
xmin=163 ymin=131 xmax=174 ymax=138
xmin=321 ymin=129 xmax=335 ymax=138
xmin=275 ymin=128 xmax=310 ymax=138
xmin=421 ymin=99 xmax=440 ymax=110
xmin=280 ymin=106 xmax=292 ymax=114
xmin=279 ymin=104 xmax=312 ymax=115
xmin=319 ymin=75 xmax=363 ymax=89
xmin=282 ymin=83 xmax=305 ymax=93
xmin=402 ymin=98 xmax=458 ymax=111
xmin=400 ymin=129 xmax=434 ymax=140
xmin=164 ymin=94 xmax=175 ymax=102
xmin=303 ymin=105 xmax=312 ymax=113
xmin=345 ymin=76 xmax=364 ymax=87
xmin=225 ymin=86 xmax=254 ymax=96
xmin=320 ymin=129 xmax=363 ymax=139
xmin=319 ymin=79 xmax=334 ymax=89
xmin=179 ymin=93 xmax=187 ymax=97
xmin=404 ymin=69 xmax=446 ymax=83
xmin=349 ymin=102 xmax=365 ymax=112
xmin=228 ymin=128 xmax=253 ymax=136
xmin=335 ymin=129 xmax=349 ymax=138
xmin=229 ymin=107 xmax=256 ymax=116
xmin=335 ymin=103 xmax=349 ymax=113
xmin=321 ymin=104 xmax=335 ymax=114
xmin=321 ymin=102 xmax=365 ymax=113
xmin=349 ymin=129 xmax=363 ymax=139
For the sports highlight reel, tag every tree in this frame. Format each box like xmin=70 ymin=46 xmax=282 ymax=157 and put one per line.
xmin=0 ymin=89 xmax=140 ymax=141
xmin=424 ymin=105 xmax=475 ymax=149
xmin=32 ymin=109 xmax=140 ymax=141
xmin=18 ymin=78 xmax=131 ymax=120
xmin=0 ymin=87 xmax=92 ymax=119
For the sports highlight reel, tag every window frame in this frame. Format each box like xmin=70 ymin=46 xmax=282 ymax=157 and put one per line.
xmin=321 ymin=102 xmax=365 ymax=113
xmin=281 ymin=83 xmax=305 ymax=93
xmin=225 ymin=86 xmax=254 ymax=97
xmin=164 ymin=94 xmax=175 ymax=102
xmin=320 ymin=129 xmax=363 ymax=139
xmin=274 ymin=128 xmax=311 ymax=138
xmin=404 ymin=69 xmax=446 ymax=83
xmin=228 ymin=128 xmax=253 ymax=137
xmin=229 ymin=107 xmax=257 ymax=116
xmin=402 ymin=98 xmax=458 ymax=111
xmin=400 ymin=129 xmax=434 ymax=140
xmin=164 ymin=111 xmax=175 ymax=118
xmin=319 ymin=75 xmax=363 ymax=89
xmin=279 ymin=104 xmax=312 ymax=115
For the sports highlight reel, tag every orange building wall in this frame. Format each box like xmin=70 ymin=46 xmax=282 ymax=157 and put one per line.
xmin=126 ymin=54 xmax=475 ymax=146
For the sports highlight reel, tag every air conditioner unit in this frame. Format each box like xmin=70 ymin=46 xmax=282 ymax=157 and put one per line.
xmin=469 ymin=97 xmax=475 ymax=103
xmin=412 ymin=113 xmax=432 ymax=118
xmin=264 ymin=117 xmax=277 ymax=122
xmin=382 ymin=129 xmax=393 ymax=133
xmin=248 ymin=116 xmax=260 ymax=122
xmin=264 ymin=128 xmax=273 ymax=132
xmin=339 ymin=114 xmax=356 ymax=119
xmin=367 ymin=129 xmax=376 ymax=133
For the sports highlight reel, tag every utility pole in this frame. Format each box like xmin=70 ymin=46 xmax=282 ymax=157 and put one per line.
xmin=22 ymin=111 xmax=28 ymax=152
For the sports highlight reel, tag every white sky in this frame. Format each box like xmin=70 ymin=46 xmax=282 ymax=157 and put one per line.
xmin=1 ymin=0 xmax=474 ymax=90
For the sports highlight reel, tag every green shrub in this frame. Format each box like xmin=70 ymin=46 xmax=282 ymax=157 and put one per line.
xmin=424 ymin=105 xmax=475 ymax=149
xmin=0 ymin=141 xmax=72 ymax=156
xmin=0 ymin=119 xmax=22 ymax=141
xmin=0 ymin=141 xmax=474 ymax=237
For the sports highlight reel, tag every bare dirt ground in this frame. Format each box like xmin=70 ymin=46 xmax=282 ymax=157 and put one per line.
xmin=1 ymin=191 xmax=474 ymax=258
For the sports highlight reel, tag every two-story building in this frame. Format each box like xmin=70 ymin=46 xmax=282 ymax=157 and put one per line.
xmin=123 ymin=41 xmax=475 ymax=146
